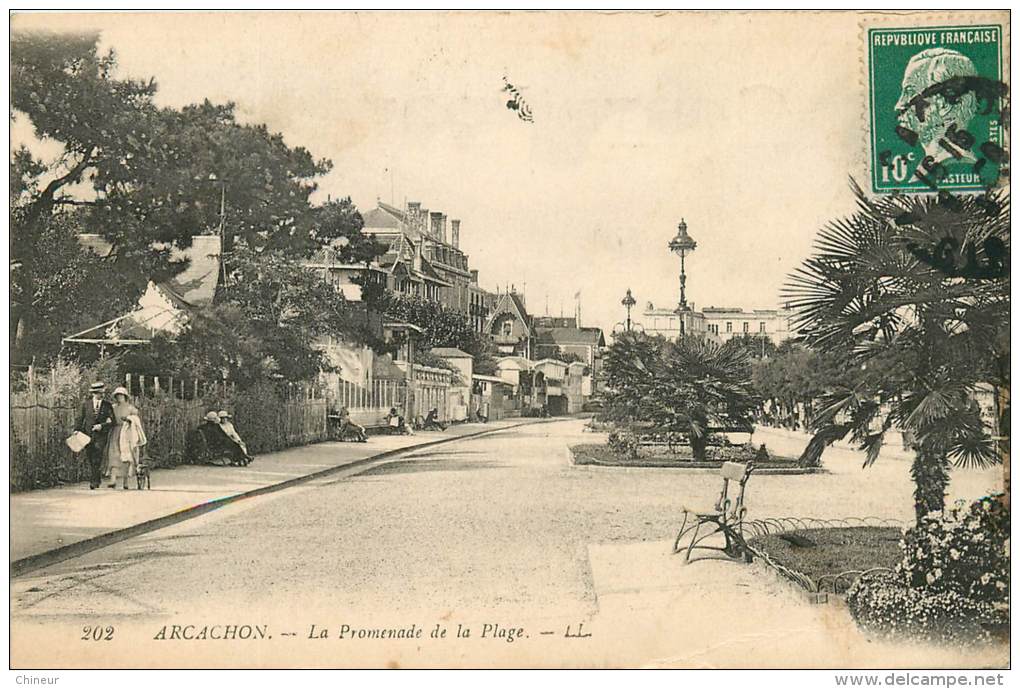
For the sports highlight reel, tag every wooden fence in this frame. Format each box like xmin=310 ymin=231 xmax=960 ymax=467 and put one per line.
xmin=10 ymin=378 xmax=329 ymax=493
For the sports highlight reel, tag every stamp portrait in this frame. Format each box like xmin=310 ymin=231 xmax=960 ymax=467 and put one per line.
xmin=868 ymin=24 xmax=1006 ymax=193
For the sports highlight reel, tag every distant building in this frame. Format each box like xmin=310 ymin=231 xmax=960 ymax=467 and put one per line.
xmin=485 ymin=289 xmax=535 ymax=358
xmin=360 ymin=201 xmax=496 ymax=332
xmin=637 ymin=302 xmax=794 ymax=344
xmin=300 ymin=200 xmax=496 ymax=335
xmin=533 ymin=316 xmax=606 ymax=375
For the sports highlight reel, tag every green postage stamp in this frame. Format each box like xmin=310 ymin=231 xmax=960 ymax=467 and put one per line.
xmin=868 ymin=24 xmax=1006 ymax=193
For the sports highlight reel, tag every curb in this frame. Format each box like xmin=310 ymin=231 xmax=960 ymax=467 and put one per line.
xmin=754 ymin=427 xmax=915 ymax=462
xmin=11 ymin=417 xmax=563 ymax=579
xmin=565 ymin=446 xmax=825 ymax=475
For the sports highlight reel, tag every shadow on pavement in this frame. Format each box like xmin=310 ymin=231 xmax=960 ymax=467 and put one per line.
xmin=356 ymin=457 xmax=505 ymax=477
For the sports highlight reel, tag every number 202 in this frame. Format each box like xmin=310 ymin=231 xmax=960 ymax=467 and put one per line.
xmin=81 ymin=625 xmax=114 ymax=641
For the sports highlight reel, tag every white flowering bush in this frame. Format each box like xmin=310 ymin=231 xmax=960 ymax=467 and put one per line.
xmin=847 ymin=494 xmax=1009 ymax=644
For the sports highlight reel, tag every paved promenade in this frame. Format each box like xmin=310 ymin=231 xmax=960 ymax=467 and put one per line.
xmin=10 ymin=418 xmax=541 ymax=568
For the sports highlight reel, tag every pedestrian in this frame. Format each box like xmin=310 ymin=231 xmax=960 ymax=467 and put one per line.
xmin=75 ymin=381 xmax=117 ymax=489
xmin=105 ymin=386 xmax=147 ymax=490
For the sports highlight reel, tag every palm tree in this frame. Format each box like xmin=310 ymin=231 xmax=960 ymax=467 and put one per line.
xmin=603 ymin=332 xmax=757 ymax=461
xmin=786 ymin=181 xmax=1009 ymax=524
xmin=651 ymin=337 xmax=758 ymax=461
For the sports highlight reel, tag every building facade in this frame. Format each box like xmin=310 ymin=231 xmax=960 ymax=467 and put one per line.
xmin=300 ymin=199 xmax=496 ymax=335
xmin=360 ymin=201 xmax=495 ymax=331
xmin=532 ymin=315 xmax=606 ymax=382
xmin=638 ymin=302 xmax=795 ymax=345
xmin=484 ymin=289 xmax=535 ymax=358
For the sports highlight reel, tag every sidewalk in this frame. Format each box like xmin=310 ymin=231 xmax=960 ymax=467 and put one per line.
xmin=10 ymin=418 xmax=543 ymax=573
xmin=753 ymin=425 xmax=915 ymax=462
xmin=585 ymin=539 xmax=1007 ymax=668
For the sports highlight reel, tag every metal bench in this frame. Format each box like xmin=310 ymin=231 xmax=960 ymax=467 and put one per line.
xmin=673 ymin=461 xmax=754 ymax=563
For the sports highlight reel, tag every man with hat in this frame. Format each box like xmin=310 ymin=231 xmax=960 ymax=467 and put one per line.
xmin=74 ymin=382 xmax=116 ymax=489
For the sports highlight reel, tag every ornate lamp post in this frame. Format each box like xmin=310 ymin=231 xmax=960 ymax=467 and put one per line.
xmin=621 ymin=288 xmax=636 ymax=332
xmin=612 ymin=288 xmax=643 ymax=336
xmin=668 ymin=218 xmax=697 ymax=339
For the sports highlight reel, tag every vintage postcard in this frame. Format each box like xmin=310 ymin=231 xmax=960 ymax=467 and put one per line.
xmin=8 ymin=10 xmax=1010 ymax=673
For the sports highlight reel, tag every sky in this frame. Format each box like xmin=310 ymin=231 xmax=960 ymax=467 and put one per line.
xmin=13 ymin=11 xmax=895 ymax=337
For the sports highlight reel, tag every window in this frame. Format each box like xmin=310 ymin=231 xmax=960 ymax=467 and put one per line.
xmin=726 ymin=322 xmax=732 ymax=333
xmin=502 ymin=320 xmax=513 ymax=337
xmin=759 ymin=321 xmax=766 ymax=333
xmin=743 ymin=322 xmax=749 ymax=333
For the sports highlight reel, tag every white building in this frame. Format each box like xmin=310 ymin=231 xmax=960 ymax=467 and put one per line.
xmin=637 ymin=303 xmax=795 ymax=344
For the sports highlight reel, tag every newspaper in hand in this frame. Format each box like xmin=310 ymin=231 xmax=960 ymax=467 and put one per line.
xmin=65 ymin=431 xmax=91 ymax=454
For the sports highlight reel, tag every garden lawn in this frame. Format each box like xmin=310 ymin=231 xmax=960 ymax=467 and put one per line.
xmin=748 ymin=527 xmax=902 ymax=592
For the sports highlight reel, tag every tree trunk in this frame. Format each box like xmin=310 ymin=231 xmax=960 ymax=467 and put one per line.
xmin=12 ymin=313 xmax=29 ymax=364
xmin=690 ymin=434 xmax=708 ymax=462
xmin=910 ymin=447 xmax=950 ymax=525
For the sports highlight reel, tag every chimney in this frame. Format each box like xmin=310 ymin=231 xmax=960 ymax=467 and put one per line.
xmin=413 ymin=240 xmax=423 ymax=272
xmin=439 ymin=214 xmax=448 ymax=244
xmin=451 ymin=219 xmax=461 ymax=248
xmin=429 ymin=211 xmax=443 ymax=239
xmin=404 ymin=202 xmax=422 ymax=236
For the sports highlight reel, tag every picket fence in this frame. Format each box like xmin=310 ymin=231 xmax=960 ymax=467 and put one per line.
xmin=10 ymin=377 xmax=329 ymax=493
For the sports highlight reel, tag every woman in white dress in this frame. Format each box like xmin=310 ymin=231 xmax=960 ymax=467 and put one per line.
xmin=105 ymin=387 xmax=147 ymax=489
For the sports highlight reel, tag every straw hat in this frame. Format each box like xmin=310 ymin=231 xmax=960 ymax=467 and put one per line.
xmin=218 ymin=410 xmax=231 ymax=419
xmin=112 ymin=386 xmax=130 ymax=398
xmin=89 ymin=382 xmax=106 ymax=393
xmin=204 ymin=411 xmax=221 ymax=423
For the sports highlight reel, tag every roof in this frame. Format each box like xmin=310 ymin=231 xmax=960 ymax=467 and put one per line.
xmin=362 ymin=205 xmax=403 ymax=229
xmin=77 ymin=233 xmax=221 ymax=308
xmin=495 ymin=356 xmax=532 ymax=370
xmin=303 ymin=244 xmax=384 ymax=270
xmin=162 ymin=235 xmax=221 ymax=307
xmin=430 ymin=347 xmax=473 ymax=359
xmin=485 ymin=291 xmax=534 ymax=335
xmin=533 ymin=316 xmax=577 ymax=328
xmin=472 ymin=374 xmax=512 ymax=385
xmin=377 ymin=201 xmax=407 ymax=220
xmin=414 ymin=256 xmax=452 ymax=285
xmin=533 ymin=358 xmax=568 ymax=369
xmin=535 ymin=326 xmax=605 ymax=346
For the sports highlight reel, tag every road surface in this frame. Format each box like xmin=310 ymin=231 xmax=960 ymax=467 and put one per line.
xmin=11 ymin=419 xmax=1005 ymax=668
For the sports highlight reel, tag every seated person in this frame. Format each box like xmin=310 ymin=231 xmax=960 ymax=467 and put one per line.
xmin=336 ymin=406 xmax=367 ymax=442
xmin=218 ymin=410 xmax=254 ymax=463
xmin=423 ymin=408 xmax=446 ymax=431
xmin=384 ymin=407 xmax=413 ymax=435
xmin=191 ymin=411 xmax=238 ymax=465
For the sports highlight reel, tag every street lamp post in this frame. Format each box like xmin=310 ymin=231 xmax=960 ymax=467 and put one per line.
xmin=668 ymin=218 xmax=697 ymax=340
xmin=612 ymin=288 xmax=643 ymax=337
xmin=621 ymin=288 xmax=636 ymax=332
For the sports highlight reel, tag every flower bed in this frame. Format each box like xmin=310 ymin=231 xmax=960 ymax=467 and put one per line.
xmin=569 ymin=442 xmax=804 ymax=470
xmin=846 ymin=495 xmax=1009 ymax=645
